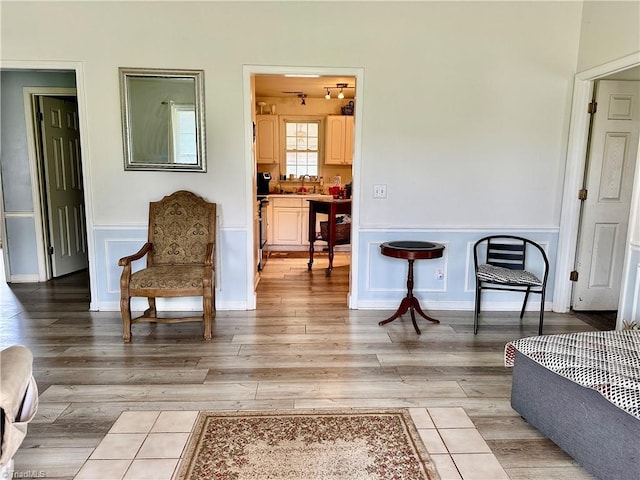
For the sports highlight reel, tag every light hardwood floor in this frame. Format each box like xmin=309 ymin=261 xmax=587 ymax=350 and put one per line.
xmin=1 ymin=252 xmax=598 ymax=479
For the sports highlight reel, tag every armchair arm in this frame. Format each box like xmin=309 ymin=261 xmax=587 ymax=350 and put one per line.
xmin=205 ymin=242 xmax=215 ymax=267
xmin=118 ymin=243 xmax=152 ymax=267
xmin=0 ymin=345 xmax=38 ymax=467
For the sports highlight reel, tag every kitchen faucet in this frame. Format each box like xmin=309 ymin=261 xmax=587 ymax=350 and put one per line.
xmin=300 ymin=175 xmax=310 ymax=192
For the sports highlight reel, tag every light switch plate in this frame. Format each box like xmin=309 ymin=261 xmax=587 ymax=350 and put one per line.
xmin=373 ymin=184 xmax=387 ymax=199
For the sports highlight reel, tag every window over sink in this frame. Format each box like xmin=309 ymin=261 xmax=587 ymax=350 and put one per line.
xmin=284 ymin=119 xmax=320 ymax=177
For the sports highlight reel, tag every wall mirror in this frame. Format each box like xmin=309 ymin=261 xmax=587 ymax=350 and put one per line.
xmin=119 ymin=67 xmax=206 ymax=172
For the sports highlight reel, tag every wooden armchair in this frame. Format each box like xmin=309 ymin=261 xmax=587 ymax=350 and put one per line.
xmin=118 ymin=190 xmax=216 ymax=342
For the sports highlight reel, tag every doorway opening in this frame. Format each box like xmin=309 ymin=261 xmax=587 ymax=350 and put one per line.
xmin=243 ymin=66 xmax=364 ymax=310
xmin=0 ymin=65 xmax=94 ymax=308
xmin=572 ymin=77 xmax=639 ymax=317
xmin=30 ymin=92 xmax=89 ymax=279
xmin=555 ymin=55 xmax=640 ymax=327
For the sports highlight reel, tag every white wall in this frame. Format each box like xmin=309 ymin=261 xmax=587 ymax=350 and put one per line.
xmin=577 ymin=1 xmax=640 ymax=72
xmin=1 ymin=1 xmax=584 ymax=310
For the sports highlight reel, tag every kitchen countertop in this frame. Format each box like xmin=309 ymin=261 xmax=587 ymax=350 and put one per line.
xmin=267 ymin=193 xmax=334 ymax=198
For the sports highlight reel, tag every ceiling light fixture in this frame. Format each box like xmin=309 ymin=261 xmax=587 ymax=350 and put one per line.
xmin=323 ymin=83 xmax=354 ymax=100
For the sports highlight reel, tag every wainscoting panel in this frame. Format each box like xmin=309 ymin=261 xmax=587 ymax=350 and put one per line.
xmin=92 ymin=226 xmax=561 ymax=313
xmin=356 ymin=229 xmax=558 ymax=311
xmin=93 ymin=225 xmax=248 ymax=311
xmin=4 ymin=214 xmax=40 ymax=280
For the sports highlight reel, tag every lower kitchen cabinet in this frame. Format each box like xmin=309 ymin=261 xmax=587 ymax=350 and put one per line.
xmin=272 ymin=207 xmax=303 ymax=245
xmin=267 ymin=195 xmax=330 ymax=250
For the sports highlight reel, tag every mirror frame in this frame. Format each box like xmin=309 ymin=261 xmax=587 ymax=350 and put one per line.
xmin=119 ymin=67 xmax=206 ymax=172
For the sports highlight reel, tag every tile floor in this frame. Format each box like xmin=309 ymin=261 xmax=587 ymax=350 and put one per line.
xmin=73 ymin=407 xmax=508 ymax=480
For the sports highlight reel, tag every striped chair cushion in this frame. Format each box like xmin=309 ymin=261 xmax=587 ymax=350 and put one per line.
xmin=477 ymin=264 xmax=542 ymax=286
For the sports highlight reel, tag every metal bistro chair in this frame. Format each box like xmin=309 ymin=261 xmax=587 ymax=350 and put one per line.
xmin=473 ymin=235 xmax=549 ymax=335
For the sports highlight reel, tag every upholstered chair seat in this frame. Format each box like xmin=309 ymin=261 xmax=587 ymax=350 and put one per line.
xmin=476 ymin=264 xmax=543 ymax=286
xmin=129 ymin=265 xmax=206 ymax=292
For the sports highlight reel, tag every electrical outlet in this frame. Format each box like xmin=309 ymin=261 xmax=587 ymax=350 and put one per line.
xmin=435 ymin=269 xmax=444 ymax=280
xmin=373 ymin=184 xmax=387 ymax=199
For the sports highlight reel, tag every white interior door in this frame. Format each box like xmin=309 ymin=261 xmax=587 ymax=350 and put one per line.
xmin=39 ymin=96 xmax=88 ymax=277
xmin=573 ymin=80 xmax=640 ymax=310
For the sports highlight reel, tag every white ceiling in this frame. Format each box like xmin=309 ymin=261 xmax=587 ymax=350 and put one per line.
xmin=254 ymin=74 xmax=356 ymax=99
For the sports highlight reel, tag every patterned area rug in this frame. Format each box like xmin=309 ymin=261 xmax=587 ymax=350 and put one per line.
xmin=175 ymin=409 xmax=439 ymax=480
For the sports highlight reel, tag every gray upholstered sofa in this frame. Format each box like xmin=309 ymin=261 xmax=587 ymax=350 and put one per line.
xmin=506 ymin=331 xmax=640 ymax=480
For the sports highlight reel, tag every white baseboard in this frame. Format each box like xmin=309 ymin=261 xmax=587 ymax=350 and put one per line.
xmin=356 ymin=299 xmax=552 ymax=312
xmin=95 ymin=299 xmax=553 ymax=312
xmin=7 ymin=274 xmax=40 ymax=283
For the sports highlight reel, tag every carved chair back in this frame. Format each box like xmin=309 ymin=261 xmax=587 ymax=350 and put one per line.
xmin=148 ymin=190 xmax=216 ymax=267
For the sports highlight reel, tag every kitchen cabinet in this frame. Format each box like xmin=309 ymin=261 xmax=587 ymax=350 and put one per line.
xmin=273 ymin=200 xmax=303 ymax=245
xmin=256 ymin=115 xmax=279 ymax=164
xmin=325 ymin=115 xmax=354 ymax=165
xmin=267 ymin=195 xmax=332 ymax=250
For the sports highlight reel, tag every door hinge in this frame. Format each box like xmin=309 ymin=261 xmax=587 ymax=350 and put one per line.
xmin=570 ymin=270 xmax=579 ymax=281
xmin=37 ymin=112 xmax=44 ymax=122
xmin=48 ymin=246 xmax=54 ymax=255
xmin=578 ymin=188 xmax=588 ymax=201
xmin=588 ymin=101 xmax=597 ymax=114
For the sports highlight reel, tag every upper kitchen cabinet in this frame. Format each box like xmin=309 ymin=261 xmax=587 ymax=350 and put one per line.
xmin=325 ymin=115 xmax=354 ymax=165
xmin=256 ymin=115 xmax=279 ymax=164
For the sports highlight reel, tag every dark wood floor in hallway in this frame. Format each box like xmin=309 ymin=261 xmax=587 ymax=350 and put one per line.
xmin=1 ymin=252 xmax=599 ymax=479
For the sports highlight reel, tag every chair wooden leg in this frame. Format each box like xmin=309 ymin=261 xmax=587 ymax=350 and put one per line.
xmin=474 ymin=284 xmax=481 ymax=335
xmin=147 ymin=297 xmax=157 ymax=317
xmin=203 ymin=294 xmax=213 ymax=341
xmin=120 ymin=296 xmax=132 ymax=343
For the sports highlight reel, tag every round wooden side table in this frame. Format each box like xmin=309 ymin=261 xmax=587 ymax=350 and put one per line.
xmin=379 ymin=240 xmax=445 ymax=334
